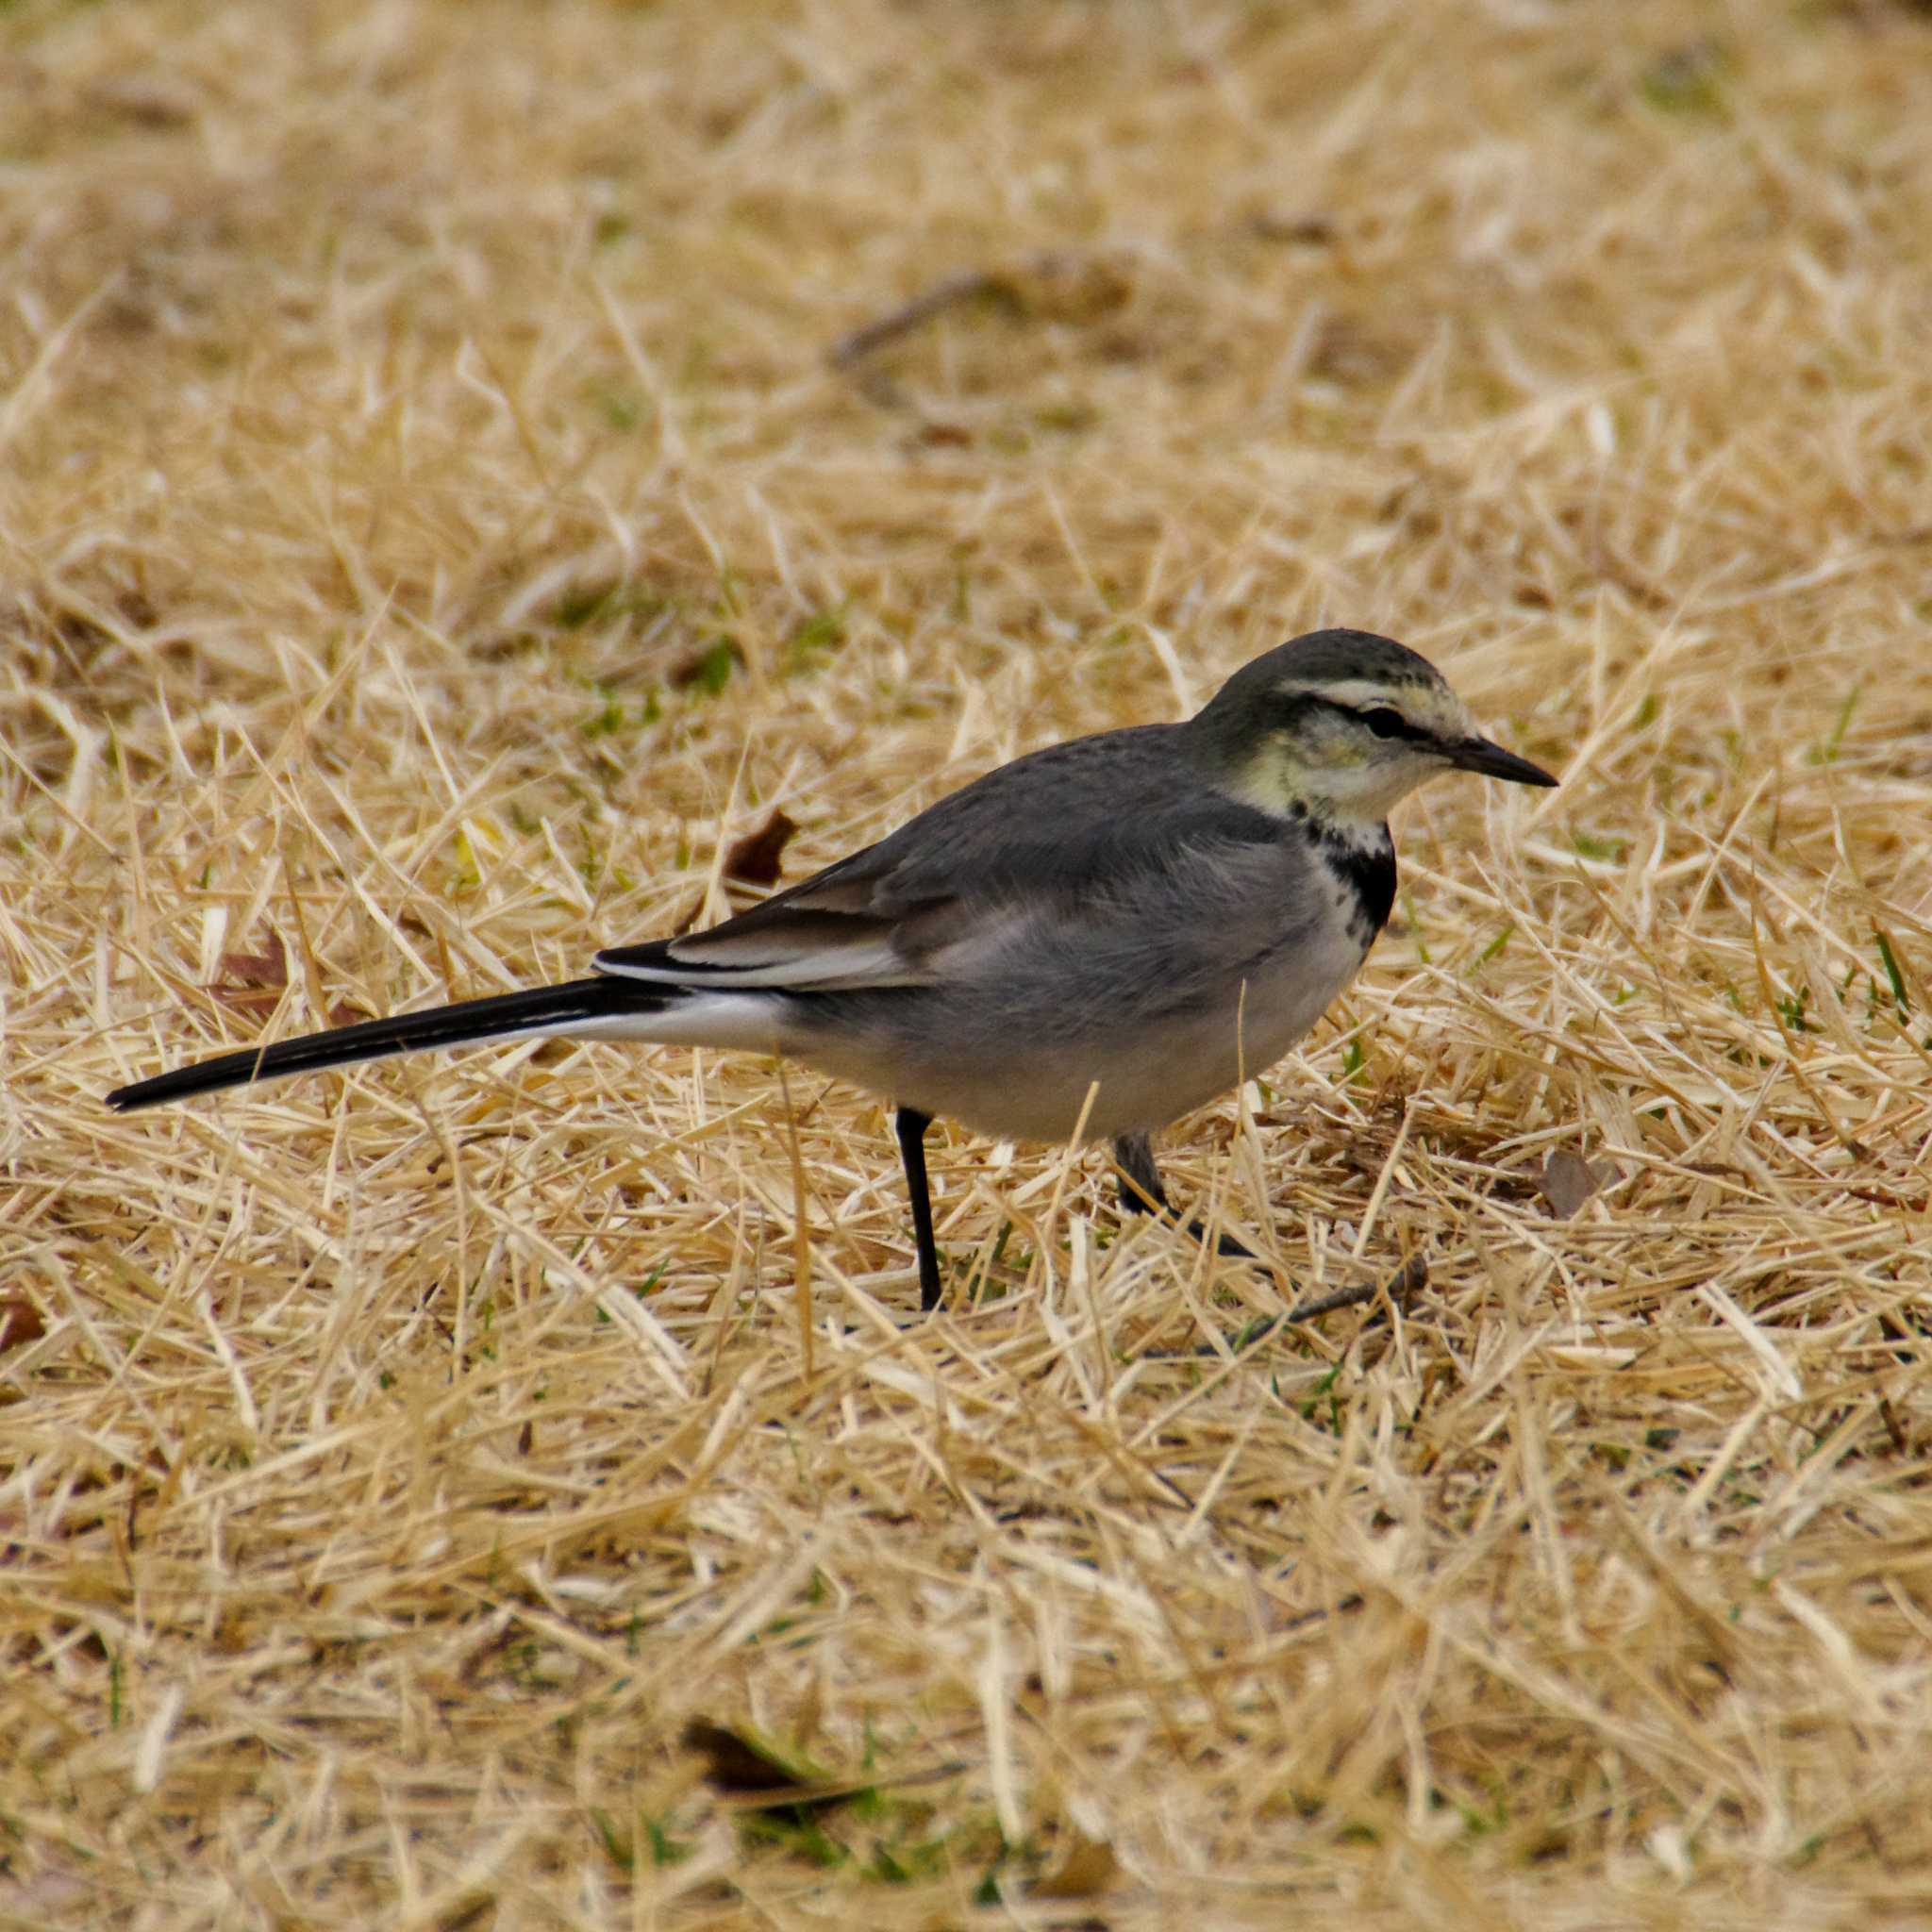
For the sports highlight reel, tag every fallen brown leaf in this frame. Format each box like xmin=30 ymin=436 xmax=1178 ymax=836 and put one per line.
xmin=1028 ymin=1830 xmax=1120 ymax=1899
xmin=1539 ymin=1149 xmax=1616 ymax=1219
xmin=217 ymin=933 xmax=288 ymax=989
xmin=722 ymin=808 xmax=798 ymax=887
xmin=0 ymin=1296 xmax=46 ymax=1354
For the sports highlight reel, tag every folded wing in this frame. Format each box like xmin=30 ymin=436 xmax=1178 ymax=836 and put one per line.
xmin=594 ymin=724 xmax=1284 ymax=994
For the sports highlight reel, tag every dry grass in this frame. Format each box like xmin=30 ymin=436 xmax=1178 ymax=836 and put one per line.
xmin=5 ymin=0 xmax=1932 ymax=1924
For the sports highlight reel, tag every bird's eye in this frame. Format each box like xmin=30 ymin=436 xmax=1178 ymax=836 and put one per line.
xmin=1361 ymin=708 xmax=1408 ymax=740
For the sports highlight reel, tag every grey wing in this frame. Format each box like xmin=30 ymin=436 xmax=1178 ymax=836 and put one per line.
xmin=592 ymin=724 xmax=1288 ymax=992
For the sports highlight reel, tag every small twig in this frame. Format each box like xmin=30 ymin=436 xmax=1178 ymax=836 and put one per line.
xmin=1142 ymin=1254 xmax=1429 ymax=1360
xmin=828 ymin=252 xmax=1131 ymax=371
xmin=1256 ymin=1252 xmax=1429 ymax=1333
xmin=827 ymin=271 xmax=1003 ymax=369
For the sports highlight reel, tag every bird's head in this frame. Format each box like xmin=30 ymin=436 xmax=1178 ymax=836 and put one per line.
xmin=1189 ymin=628 xmax=1557 ymax=824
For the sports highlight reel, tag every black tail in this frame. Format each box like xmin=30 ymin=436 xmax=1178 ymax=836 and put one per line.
xmin=106 ymin=975 xmax=679 ymax=1112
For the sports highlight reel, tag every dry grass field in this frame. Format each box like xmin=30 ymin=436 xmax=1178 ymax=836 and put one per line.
xmin=6 ymin=0 xmax=1932 ymax=1924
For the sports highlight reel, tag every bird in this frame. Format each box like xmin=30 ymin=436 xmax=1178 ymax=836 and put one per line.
xmin=108 ymin=627 xmax=1557 ymax=1311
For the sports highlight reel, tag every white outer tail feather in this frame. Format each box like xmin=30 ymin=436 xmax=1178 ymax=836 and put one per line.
xmin=557 ymin=989 xmax=785 ymax=1052
xmin=595 ymin=941 xmax=918 ymax=992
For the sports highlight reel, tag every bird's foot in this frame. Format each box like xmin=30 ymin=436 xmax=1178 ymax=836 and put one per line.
xmin=1111 ymin=1133 xmax=1264 ymax=1260
xmin=1110 ymin=1158 xmax=1257 ymax=1261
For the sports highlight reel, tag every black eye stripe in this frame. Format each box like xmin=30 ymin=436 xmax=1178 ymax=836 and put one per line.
xmin=1270 ymin=692 xmax=1433 ymax=742
xmin=1324 ymin=697 xmax=1428 ymax=742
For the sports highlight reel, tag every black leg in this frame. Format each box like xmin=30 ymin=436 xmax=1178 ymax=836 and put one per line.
xmin=1111 ymin=1133 xmax=1254 ymax=1259
xmin=895 ymin=1106 xmax=943 ymax=1311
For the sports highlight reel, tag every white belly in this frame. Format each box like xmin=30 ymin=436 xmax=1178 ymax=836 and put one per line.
xmin=791 ymin=916 xmax=1372 ymax=1144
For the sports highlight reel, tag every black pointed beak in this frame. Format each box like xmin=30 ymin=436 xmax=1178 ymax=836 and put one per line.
xmin=1445 ymin=735 xmax=1559 ymax=788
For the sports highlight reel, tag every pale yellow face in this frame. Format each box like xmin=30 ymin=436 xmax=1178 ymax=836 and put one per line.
xmin=1219 ymin=672 xmax=1478 ymax=823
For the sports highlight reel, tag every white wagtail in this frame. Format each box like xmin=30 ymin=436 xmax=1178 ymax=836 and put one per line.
xmin=108 ymin=628 xmax=1557 ymax=1309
